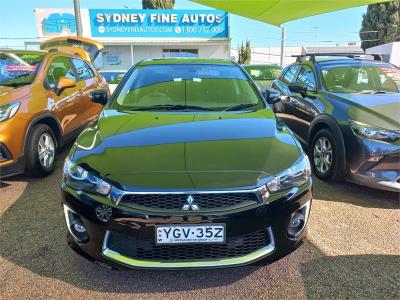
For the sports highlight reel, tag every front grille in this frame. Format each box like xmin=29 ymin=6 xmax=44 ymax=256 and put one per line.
xmin=108 ymin=228 xmax=270 ymax=261
xmin=120 ymin=193 xmax=259 ymax=210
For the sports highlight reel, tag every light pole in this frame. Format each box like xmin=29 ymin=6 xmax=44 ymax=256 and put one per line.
xmin=73 ymin=0 xmax=83 ymax=37
xmin=313 ymin=26 xmax=319 ymax=45
xmin=280 ymin=27 xmax=286 ymax=68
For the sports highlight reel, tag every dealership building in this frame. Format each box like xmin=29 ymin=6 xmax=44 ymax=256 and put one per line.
xmin=34 ymin=8 xmax=231 ymax=71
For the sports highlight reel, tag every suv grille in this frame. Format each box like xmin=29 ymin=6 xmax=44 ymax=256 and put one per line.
xmin=108 ymin=228 xmax=270 ymax=261
xmin=120 ymin=193 xmax=259 ymax=210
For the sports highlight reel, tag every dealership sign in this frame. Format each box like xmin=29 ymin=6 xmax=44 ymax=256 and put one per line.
xmin=88 ymin=9 xmax=228 ymax=38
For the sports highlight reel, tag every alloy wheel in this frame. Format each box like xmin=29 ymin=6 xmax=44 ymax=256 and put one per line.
xmin=313 ymin=137 xmax=333 ymax=174
xmin=37 ymin=132 xmax=55 ymax=168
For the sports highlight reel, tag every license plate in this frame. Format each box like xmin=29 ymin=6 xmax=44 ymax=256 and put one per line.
xmin=155 ymin=224 xmax=226 ymax=245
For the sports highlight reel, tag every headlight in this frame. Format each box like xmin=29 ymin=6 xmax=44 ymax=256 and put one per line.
xmin=63 ymin=158 xmax=111 ymax=196
xmin=350 ymin=120 xmax=400 ymax=141
xmin=266 ymin=155 xmax=311 ymax=193
xmin=0 ymin=102 xmax=20 ymax=122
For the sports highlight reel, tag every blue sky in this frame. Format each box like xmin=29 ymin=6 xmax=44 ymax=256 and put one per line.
xmin=0 ymin=0 xmax=367 ymax=48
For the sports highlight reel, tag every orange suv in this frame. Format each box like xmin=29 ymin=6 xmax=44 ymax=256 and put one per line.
xmin=0 ymin=37 xmax=108 ymax=177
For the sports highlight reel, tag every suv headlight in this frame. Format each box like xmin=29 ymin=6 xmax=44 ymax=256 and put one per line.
xmin=0 ymin=102 xmax=20 ymax=122
xmin=350 ymin=120 xmax=400 ymax=141
xmin=267 ymin=155 xmax=311 ymax=193
xmin=63 ymin=158 xmax=111 ymax=196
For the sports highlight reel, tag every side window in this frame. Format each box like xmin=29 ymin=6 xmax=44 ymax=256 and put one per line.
xmin=297 ymin=65 xmax=317 ymax=90
xmin=282 ymin=65 xmax=300 ymax=83
xmin=46 ymin=56 xmax=76 ymax=89
xmin=71 ymin=58 xmax=94 ymax=81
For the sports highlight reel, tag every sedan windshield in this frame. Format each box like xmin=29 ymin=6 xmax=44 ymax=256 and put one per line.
xmin=0 ymin=52 xmax=45 ymax=87
xmin=113 ymin=64 xmax=264 ymax=111
xmin=321 ymin=64 xmax=400 ymax=93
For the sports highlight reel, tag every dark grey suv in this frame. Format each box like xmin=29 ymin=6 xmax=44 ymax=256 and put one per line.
xmin=271 ymin=54 xmax=400 ymax=192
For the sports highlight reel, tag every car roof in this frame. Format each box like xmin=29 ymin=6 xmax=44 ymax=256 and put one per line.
xmin=0 ymin=49 xmax=48 ymax=55
xmin=137 ymin=58 xmax=236 ymax=66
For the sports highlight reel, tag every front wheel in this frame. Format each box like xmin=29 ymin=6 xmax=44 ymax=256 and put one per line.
xmin=25 ymin=124 xmax=57 ymax=177
xmin=311 ymin=128 xmax=340 ymax=181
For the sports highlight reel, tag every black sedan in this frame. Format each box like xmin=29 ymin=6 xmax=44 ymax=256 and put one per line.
xmin=61 ymin=59 xmax=312 ymax=269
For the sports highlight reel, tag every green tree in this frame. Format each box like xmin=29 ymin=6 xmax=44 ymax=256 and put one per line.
xmin=238 ymin=40 xmax=251 ymax=64
xmin=245 ymin=40 xmax=252 ymax=64
xmin=238 ymin=42 xmax=244 ymax=64
xmin=142 ymin=0 xmax=175 ymax=9
xmin=359 ymin=1 xmax=400 ymax=50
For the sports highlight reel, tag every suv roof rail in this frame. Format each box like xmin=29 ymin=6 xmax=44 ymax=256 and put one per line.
xmin=292 ymin=52 xmax=382 ymax=62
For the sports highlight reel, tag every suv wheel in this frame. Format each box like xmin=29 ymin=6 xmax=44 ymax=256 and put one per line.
xmin=311 ymin=128 xmax=339 ymax=181
xmin=26 ymin=124 xmax=57 ymax=177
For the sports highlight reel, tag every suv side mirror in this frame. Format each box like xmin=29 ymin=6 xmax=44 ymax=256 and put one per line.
xmin=90 ymin=89 xmax=108 ymax=105
xmin=288 ymin=82 xmax=307 ymax=96
xmin=263 ymin=89 xmax=282 ymax=104
xmin=56 ymin=76 xmax=76 ymax=96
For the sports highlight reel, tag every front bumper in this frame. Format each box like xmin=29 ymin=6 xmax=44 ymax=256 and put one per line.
xmin=61 ymin=184 xmax=312 ymax=269
xmin=0 ymin=116 xmax=28 ymax=177
xmin=102 ymin=228 xmax=276 ymax=269
xmin=345 ymin=134 xmax=400 ymax=192
xmin=0 ymin=148 xmax=25 ymax=178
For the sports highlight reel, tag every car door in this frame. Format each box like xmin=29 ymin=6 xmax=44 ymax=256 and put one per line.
xmin=71 ymin=58 xmax=104 ymax=125
xmin=271 ymin=64 xmax=301 ymax=133
xmin=286 ymin=64 xmax=319 ymax=144
xmin=44 ymin=56 xmax=81 ymax=135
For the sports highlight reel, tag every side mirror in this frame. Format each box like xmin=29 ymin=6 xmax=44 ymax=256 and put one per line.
xmin=90 ymin=89 xmax=108 ymax=105
xmin=55 ymin=76 xmax=76 ymax=96
xmin=288 ymin=82 xmax=307 ymax=96
xmin=263 ymin=89 xmax=282 ymax=104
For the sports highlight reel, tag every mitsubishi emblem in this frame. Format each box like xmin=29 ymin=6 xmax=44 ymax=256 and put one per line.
xmin=182 ymin=195 xmax=199 ymax=211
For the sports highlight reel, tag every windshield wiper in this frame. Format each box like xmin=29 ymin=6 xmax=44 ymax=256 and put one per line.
xmin=358 ymin=90 xmax=393 ymax=94
xmin=223 ymin=103 xmax=257 ymax=112
xmin=129 ymin=104 xmax=214 ymax=111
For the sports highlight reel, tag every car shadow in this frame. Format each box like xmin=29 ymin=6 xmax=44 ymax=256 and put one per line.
xmin=312 ymin=177 xmax=399 ymax=209
xmin=300 ymin=253 xmax=400 ymax=299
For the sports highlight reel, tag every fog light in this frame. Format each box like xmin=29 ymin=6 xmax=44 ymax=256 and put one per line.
xmin=288 ymin=200 xmax=311 ymax=238
xmin=63 ymin=205 xmax=89 ymax=243
xmin=73 ymin=223 xmax=87 ymax=233
xmin=289 ymin=215 xmax=303 ymax=228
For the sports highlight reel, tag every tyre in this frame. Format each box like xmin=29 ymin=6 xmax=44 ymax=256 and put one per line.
xmin=25 ymin=124 xmax=57 ymax=177
xmin=310 ymin=128 xmax=340 ymax=181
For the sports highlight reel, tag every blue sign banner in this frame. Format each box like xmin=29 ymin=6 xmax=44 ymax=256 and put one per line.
xmin=89 ymin=9 xmax=228 ymax=38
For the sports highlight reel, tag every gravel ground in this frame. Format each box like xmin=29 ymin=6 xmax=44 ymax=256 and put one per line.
xmin=0 ymin=147 xmax=399 ymax=299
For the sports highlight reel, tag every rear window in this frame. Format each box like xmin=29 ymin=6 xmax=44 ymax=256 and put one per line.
xmin=244 ymin=65 xmax=281 ymax=80
xmin=113 ymin=64 xmax=264 ymax=111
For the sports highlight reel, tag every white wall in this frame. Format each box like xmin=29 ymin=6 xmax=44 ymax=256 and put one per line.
xmin=102 ymin=45 xmax=132 ymax=70
xmin=101 ymin=42 xmax=230 ymax=71
xmin=231 ymin=46 xmax=303 ymax=67
xmin=366 ymin=42 xmax=400 ymax=66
